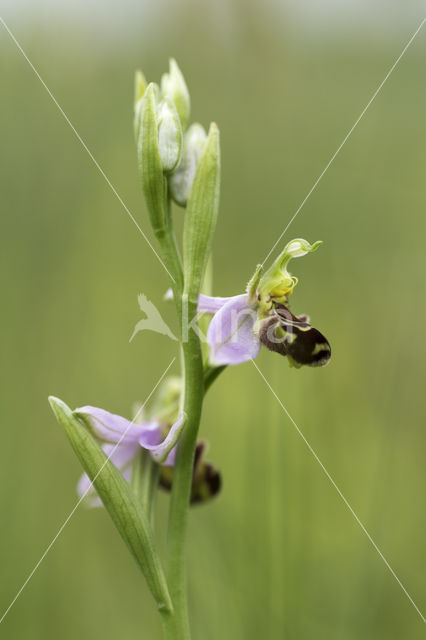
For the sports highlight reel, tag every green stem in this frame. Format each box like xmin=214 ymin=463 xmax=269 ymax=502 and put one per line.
xmin=157 ymin=227 xmax=184 ymax=304
xmin=154 ymin=210 xmax=219 ymax=638
xmin=154 ymin=214 xmax=203 ymax=638
xmin=162 ymin=298 xmax=204 ymax=640
xmin=131 ymin=450 xmax=159 ymax=523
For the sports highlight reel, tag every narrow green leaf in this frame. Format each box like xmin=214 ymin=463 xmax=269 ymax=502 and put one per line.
xmin=48 ymin=396 xmax=173 ymax=613
xmin=182 ymin=122 xmax=220 ymax=302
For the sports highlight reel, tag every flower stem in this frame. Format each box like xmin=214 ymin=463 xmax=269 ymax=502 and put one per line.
xmin=157 ymin=231 xmax=184 ymax=302
xmin=204 ymin=364 xmax=226 ymax=393
xmin=155 ymin=205 xmax=215 ymax=638
xmin=131 ymin=450 xmax=159 ymax=523
xmin=162 ymin=298 xmax=204 ymax=640
xmin=155 ymin=217 xmax=204 ymax=638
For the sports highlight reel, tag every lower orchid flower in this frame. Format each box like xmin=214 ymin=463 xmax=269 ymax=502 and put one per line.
xmin=199 ymin=238 xmax=331 ymax=368
xmin=75 ymin=405 xmax=185 ymax=507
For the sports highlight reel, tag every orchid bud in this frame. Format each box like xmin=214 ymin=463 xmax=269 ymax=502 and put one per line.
xmin=169 ymin=123 xmax=207 ymax=207
xmin=161 ymin=58 xmax=190 ymax=130
xmin=136 ymin=83 xmax=167 ymax=233
xmin=183 ymin=122 xmax=220 ymax=302
xmin=156 ymin=99 xmax=182 ymax=173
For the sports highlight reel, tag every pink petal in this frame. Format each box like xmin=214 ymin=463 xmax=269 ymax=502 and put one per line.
xmin=76 ymin=441 xmax=139 ymax=507
xmin=198 ymin=293 xmax=237 ymax=314
xmin=141 ymin=413 xmax=185 ymax=464
xmin=75 ymin=406 xmax=158 ymax=444
xmin=206 ymin=294 xmax=260 ymax=365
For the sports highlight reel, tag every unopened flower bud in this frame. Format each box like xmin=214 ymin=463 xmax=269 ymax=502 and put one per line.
xmin=161 ymin=58 xmax=190 ymax=130
xmin=156 ymin=99 xmax=182 ymax=173
xmin=169 ymin=123 xmax=207 ymax=207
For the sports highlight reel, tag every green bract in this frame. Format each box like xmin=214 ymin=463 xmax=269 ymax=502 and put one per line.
xmin=183 ymin=122 xmax=221 ymax=302
xmin=136 ymin=83 xmax=167 ymax=233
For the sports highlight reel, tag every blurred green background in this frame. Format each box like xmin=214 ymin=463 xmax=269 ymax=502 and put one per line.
xmin=1 ymin=1 xmax=426 ymax=638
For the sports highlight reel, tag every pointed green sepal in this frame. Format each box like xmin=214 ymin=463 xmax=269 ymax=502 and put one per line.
xmin=183 ymin=122 xmax=220 ymax=302
xmin=48 ymin=396 xmax=173 ymax=613
xmin=136 ymin=83 xmax=167 ymax=233
xmin=161 ymin=58 xmax=190 ymax=130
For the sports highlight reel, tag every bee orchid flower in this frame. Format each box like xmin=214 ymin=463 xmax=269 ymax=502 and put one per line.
xmin=75 ymin=406 xmax=184 ymax=506
xmin=199 ymin=238 xmax=331 ymax=368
